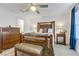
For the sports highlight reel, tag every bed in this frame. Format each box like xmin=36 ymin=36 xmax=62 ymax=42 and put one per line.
xmin=15 ymin=32 xmax=53 ymax=56
xmin=21 ymin=21 xmax=55 ymax=56
xmin=23 ymin=21 xmax=55 ymax=46
xmin=37 ymin=21 xmax=55 ymax=40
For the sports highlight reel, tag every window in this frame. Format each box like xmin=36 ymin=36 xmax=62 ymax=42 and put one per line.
xmin=75 ymin=10 xmax=79 ymax=39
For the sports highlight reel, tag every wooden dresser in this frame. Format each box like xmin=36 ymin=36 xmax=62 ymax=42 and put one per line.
xmin=0 ymin=27 xmax=21 ymax=52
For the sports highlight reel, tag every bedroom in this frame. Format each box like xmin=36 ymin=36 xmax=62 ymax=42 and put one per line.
xmin=0 ymin=3 xmax=78 ymax=56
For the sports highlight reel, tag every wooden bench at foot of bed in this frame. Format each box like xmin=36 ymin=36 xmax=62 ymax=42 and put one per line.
xmin=15 ymin=43 xmax=44 ymax=56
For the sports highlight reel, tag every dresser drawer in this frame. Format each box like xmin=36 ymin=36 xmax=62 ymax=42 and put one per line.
xmin=3 ymin=40 xmax=20 ymax=49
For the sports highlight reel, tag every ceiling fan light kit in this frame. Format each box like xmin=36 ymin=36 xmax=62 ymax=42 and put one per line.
xmin=30 ymin=6 xmax=36 ymax=11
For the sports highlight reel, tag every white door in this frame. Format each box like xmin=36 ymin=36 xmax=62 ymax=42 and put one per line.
xmin=17 ymin=19 xmax=24 ymax=33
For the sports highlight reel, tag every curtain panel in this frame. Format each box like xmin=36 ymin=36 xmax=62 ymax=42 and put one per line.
xmin=70 ymin=7 xmax=76 ymax=50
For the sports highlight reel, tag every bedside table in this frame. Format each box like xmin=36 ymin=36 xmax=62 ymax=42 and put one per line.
xmin=56 ymin=33 xmax=66 ymax=45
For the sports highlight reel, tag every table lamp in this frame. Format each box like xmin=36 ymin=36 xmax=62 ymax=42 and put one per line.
xmin=57 ymin=23 xmax=66 ymax=34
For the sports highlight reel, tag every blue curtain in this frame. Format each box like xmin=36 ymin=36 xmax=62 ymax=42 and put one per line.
xmin=70 ymin=7 xmax=76 ymax=50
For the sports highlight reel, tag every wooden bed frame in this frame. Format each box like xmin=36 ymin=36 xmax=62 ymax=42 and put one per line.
xmin=37 ymin=21 xmax=55 ymax=40
xmin=15 ymin=34 xmax=53 ymax=56
xmin=23 ymin=21 xmax=55 ymax=47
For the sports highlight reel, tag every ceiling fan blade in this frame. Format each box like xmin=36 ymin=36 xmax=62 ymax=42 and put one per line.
xmin=31 ymin=3 xmax=37 ymax=6
xmin=39 ymin=5 xmax=48 ymax=8
xmin=20 ymin=6 xmax=31 ymax=12
xmin=36 ymin=10 xmax=40 ymax=14
xmin=20 ymin=9 xmax=29 ymax=12
xmin=31 ymin=3 xmax=33 ymax=6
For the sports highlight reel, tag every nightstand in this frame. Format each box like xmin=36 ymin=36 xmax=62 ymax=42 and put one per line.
xmin=56 ymin=33 xmax=66 ymax=45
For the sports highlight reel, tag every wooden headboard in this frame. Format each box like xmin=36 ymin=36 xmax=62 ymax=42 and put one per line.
xmin=37 ymin=21 xmax=55 ymax=39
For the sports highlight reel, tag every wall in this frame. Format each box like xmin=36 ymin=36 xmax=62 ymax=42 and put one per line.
xmin=0 ymin=7 xmax=23 ymax=27
xmin=23 ymin=14 xmax=42 ymax=32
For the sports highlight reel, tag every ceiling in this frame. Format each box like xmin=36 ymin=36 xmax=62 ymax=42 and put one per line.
xmin=0 ymin=3 xmax=75 ymax=16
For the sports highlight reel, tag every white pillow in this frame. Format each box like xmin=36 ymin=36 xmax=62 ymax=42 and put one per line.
xmin=48 ymin=29 xmax=53 ymax=34
xmin=39 ymin=29 xmax=43 ymax=33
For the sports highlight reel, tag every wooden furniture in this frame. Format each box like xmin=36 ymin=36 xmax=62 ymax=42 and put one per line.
xmin=2 ymin=32 xmax=21 ymax=49
xmin=0 ymin=33 xmax=3 ymax=53
xmin=15 ymin=33 xmax=54 ymax=56
xmin=56 ymin=33 xmax=66 ymax=45
xmin=23 ymin=33 xmax=53 ymax=49
xmin=37 ymin=21 xmax=55 ymax=41
xmin=0 ymin=27 xmax=21 ymax=52
xmin=15 ymin=43 xmax=44 ymax=56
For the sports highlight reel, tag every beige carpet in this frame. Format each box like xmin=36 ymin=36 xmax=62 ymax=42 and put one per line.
xmin=0 ymin=48 xmax=14 ymax=56
xmin=54 ymin=44 xmax=79 ymax=56
xmin=0 ymin=44 xmax=79 ymax=56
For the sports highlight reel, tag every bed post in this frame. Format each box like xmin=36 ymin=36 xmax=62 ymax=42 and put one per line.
xmin=49 ymin=34 xmax=54 ymax=56
xmin=15 ymin=48 xmax=17 ymax=56
xmin=50 ymin=34 xmax=53 ymax=49
xmin=37 ymin=23 xmax=40 ymax=32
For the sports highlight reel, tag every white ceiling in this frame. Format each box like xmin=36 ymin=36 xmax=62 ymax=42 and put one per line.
xmin=0 ymin=3 xmax=75 ymax=16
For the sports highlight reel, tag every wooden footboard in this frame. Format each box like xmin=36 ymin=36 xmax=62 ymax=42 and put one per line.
xmin=21 ymin=33 xmax=54 ymax=56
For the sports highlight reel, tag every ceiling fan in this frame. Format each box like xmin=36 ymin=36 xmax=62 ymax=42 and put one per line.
xmin=21 ymin=3 xmax=48 ymax=14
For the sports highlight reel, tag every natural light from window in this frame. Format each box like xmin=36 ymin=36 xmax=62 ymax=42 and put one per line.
xmin=75 ymin=10 xmax=79 ymax=39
